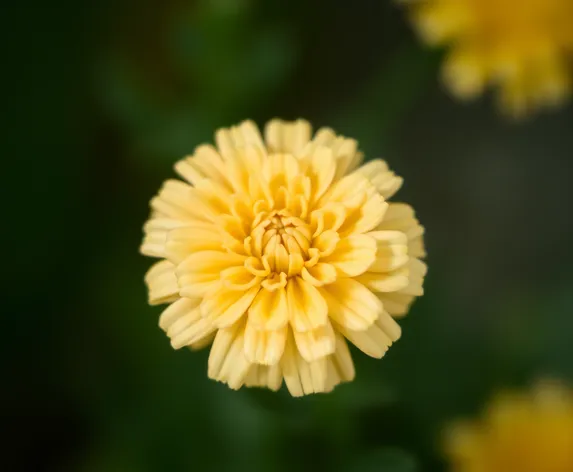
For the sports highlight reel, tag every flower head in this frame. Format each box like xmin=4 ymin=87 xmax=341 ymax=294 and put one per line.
xmin=446 ymin=382 xmax=573 ymax=472
xmin=141 ymin=119 xmax=426 ymax=396
xmin=402 ymin=0 xmax=573 ymax=116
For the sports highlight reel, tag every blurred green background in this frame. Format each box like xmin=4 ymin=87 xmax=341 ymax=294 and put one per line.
xmin=4 ymin=1 xmax=573 ymax=471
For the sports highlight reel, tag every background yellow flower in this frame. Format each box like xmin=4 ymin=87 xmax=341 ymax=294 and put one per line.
xmin=141 ymin=119 xmax=426 ymax=396
xmin=403 ymin=0 xmax=573 ymax=116
xmin=446 ymin=382 xmax=573 ymax=472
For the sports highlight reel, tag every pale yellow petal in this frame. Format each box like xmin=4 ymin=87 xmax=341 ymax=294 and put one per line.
xmin=312 ymin=230 xmax=340 ymax=257
xmin=300 ymin=263 xmax=337 ymax=286
xmin=262 ymin=153 xmax=301 ymax=201
xmin=200 ymin=284 xmax=260 ymax=328
xmin=247 ymin=287 xmax=288 ymax=330
xmin=318 ymin=171 xmax=372 ymax=208
xmin=208 ymin=321 xmax=252 ymax=390
xmin=323 ymin=334 xmax=356 ymax=393
xmin=158 ymin=298 xmax=215 ymax=349
xmin=158 ymin=297 xmax=201 ymax=331
xmin=293 ymin=320 xmax=336 ymax=362
xmin=244 ymin=363 xmax=282 ymax=391
xmin=322 ymin=234 xmax=377 ymax=277
xmin=177 ymin=251 xmax=247 ymax=297
xmin=192 ymin=178 xmax=234 ymax=217
xmin=215 ymin=120 xmax=265 ymax=160
xmin=399 ymin=257 xmax=427 ymax=296
xmin=264 ymin=119 xmax=312 ymax=155
xmin=331 ymin=333 xmax=355 ymax=382
xmin=302 ymin=146 xmax=336 ymax=203
xmin=145 ymin=260 xmax=179 ymax=305
xmin=151 ymin=179 xmax=215 ymax=223
xmin=355 ymin=159 xmax=403 ymax=199
xmin=140 ymin=218 xmax=191 ymax=258
xmin=377 ymin=292 xmax=416 ymax=318
xmin=244 ymin=323 xmax=287 ymax=365
xmin=310 ymin=203 xmax=346 ymax=236
xmin=188 ymin=331 xmax=216 ymax=350
xmin=281 ymin=331 xmax=328 ymax=397
xmin=164 ymin=225 xmax=224 ymax=263
xmin=174 ymin=144 xmax=231 ymax=190
xmin=377 ymin=203 xmax=425 ymax=243
xmin=337 ymin=309 xmax=401 ymax=359
xmin=338 ymin=192 xmax=388 ymax=237
xmin=307 ymin=128 xmax=362 ymax=181
xmin=367 ymin=230 xmax=409 ymax=272
xmin=225 ymin=146 xmax=266 ymax=194
xmin=320 ymin=278 xmax=382 ymax=331
xmin=355 ymin=267 xmax=410 ymax=292
xmin=409 ymin=235 xmax=426 ymax=258
xmin=220 ymin=266 xmax=263 ymax=291
xmin=287 ymin=277 xmax=328 ymax=332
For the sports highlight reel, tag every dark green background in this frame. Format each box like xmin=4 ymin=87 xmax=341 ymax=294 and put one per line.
xmin=4 ymin=1 xmax=573 ymax=471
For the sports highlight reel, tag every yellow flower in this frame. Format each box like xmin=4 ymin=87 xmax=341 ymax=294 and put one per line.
xmin=402 ymin=0 xmax=573 ymax=116
xmin=141 ymin=119 xmax=426 ymax=396
xmin=446 ymin=382 xmax=573 ymax=472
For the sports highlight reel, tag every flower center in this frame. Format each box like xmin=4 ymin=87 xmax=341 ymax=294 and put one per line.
xmin=245 ymin=209 xmax=313 ymax=278
xmin=257 ymin=210 xmax=311 ymax=257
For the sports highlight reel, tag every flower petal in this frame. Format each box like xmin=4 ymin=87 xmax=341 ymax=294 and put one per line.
xmin=159 ymin=298 xmax=215 ymax=349
xmin=287 ymin=277 xmax=328 ymax=331
xmin=320 ymin=278 xmax=382 ymax=331
xmin=151 ymin=179 xmax=216 ymax=222
xmin=307 ymin=128 xmax=362 ymax=181
xmin=337 ymin=309 xmax=401 ymax=359
xmin=247 ymin=287 xmax=289 ymax=330
xmin=244 ymin=363 xmax=282 ymax=391
xmin=178 ymin=251 xmax=247 ymax=297
xmin=338 ymin=192 xmax=388 ymax=237
xmin=145 ymin=260 xmax=179 ymax=305
xmin=355 ymin=267 xmax=410 ymax=292
xmin=301 ymin=263 xmax=337 ymax=286
xmin=312 ymin=230 xmax=340 ymax=257
xmin=399 ymin=257 xmax=427 ymax=296
xmin=280 ymin=331 xmax=329 ymax=397
xmin=215 ymin=120 xmax=265 ymax=160
xmin=165 ymin=226 xmax=224 ymax=263
xmin=322 ymin=234 xmax=377 ymax=277
xmin=322 ymin=333 xmax=356 ymax=393
xmin=208 ymin=321 xmax=252 ymax=390
xmin=377 ymin=203 xmax=425 ymax=243
xmin=310 ymin=203 xmax=346 ymax=236
xmin=221 ymin=266 xmax=263 ymax=291
xmin=367 ymin=231 xmax=409 ymax=272
xmin=174 ymin=145 xmax=231 ymax=190
xmin=356 ymin=159 xmax=403 ymax=199
xmin=141 ymin=218 xmax=191 ymax=258
xmin=331 ymin=333 xmax=355 ymax=382
xmin=377 ymin=292 xmax=417 ymax=318
xmin=302 ymin=146 xmax=336 ymax=203
xmin=293 ymin=320 xmax=336 ymax=362
xmin=200 ymin=284 xmax=260 ymax=328
xmin=244 ymin=323 xmax=287 ymax=365
xmin=264 ymin=119 xmax=312 ymax=155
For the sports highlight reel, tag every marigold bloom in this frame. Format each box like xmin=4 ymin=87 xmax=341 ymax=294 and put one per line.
xmin=446 ymin=382 xmax=573 ymax=472
xmin=402 ymin=0 xmax=573 ymax=116
xmin=141 ymin=119 xmax=426 ymax=396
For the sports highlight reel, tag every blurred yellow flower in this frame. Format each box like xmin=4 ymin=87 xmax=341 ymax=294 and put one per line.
xmin=446 ymin=382 xmax=573 ymax=472
xmin=141 ymin=119 xmax=426 ymax=396
xmin=402 ymin=0 xmax=573 ymax=116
